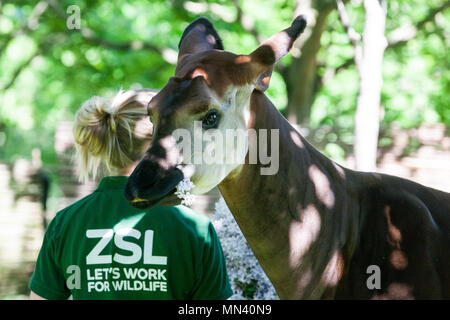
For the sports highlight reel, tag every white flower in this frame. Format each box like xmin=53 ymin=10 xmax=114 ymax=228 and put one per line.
xmin=211 ymin=197 xmax=279 ymax=300
xmin=175 ymin=178 xmax=196 ymax=206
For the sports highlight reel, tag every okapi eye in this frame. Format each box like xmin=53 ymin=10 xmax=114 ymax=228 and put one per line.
xmin=202 ymin=109 xmax=220 ymax=129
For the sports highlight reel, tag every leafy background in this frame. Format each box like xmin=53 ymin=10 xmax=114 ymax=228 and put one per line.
xmin=1 ymin=0 xmax=449 ymax=166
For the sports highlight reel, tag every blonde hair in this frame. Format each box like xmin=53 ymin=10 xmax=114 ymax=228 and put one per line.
xmin=73 ymin=89 xmax=157 ymax=182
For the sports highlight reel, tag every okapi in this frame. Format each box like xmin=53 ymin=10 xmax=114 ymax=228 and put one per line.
xmin=124 ymin=16 xmax=450 ymax=299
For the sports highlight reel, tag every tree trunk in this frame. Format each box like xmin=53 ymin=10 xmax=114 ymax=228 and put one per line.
xmin=285 ymin=2 xmax=334 ymax=125
xmin=354 ymin=0 xmax=387 ymax=172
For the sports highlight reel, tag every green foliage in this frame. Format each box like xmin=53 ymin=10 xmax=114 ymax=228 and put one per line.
xmin=0 ymin=0 xmax=449 ymax=166
xmin=310 ymin=0 xmax=449 ymax=153
xmin=234 ymin=278 xmax=258 ymax=300
xmin=401 ymin=137 xmax=422 ymax=157
xmin=324 ymin=142 xmax=346 ymax=164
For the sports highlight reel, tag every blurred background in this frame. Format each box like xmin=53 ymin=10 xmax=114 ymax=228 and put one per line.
xmin=0 ymin=0 xmax=449 ymax=299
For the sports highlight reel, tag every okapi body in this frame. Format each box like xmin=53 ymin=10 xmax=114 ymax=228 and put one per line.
xmin=220 ymin=90 xmax=450 ymax=299
xmin=125 ymin=16 xmax=450 ymax=299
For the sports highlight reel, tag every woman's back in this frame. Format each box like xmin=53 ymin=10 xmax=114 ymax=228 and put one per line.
xmin=30 ymin=173 xmax=231 ymax=299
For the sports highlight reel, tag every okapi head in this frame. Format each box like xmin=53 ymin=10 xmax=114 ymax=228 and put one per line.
xmin=125 ymin=16 xmax=307 ymax=208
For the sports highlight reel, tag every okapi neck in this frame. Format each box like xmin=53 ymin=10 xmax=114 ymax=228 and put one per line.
xmin=218 ymin=90 xmax=361 ymax=298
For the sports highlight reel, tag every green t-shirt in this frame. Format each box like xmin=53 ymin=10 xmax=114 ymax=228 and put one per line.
xmin=29 ymin=176 xmax=232 ymax=300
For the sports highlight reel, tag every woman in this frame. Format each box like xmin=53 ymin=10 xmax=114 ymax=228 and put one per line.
xmin=29 ymin=89 xmax=233 ymax=300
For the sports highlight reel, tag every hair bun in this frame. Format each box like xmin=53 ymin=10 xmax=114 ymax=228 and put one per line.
xmin=89 ymin=96 xmax=118 ymax=134
xmin=74 ymin=89 xmax=155 ymax=182
xmin=108 ymin=114 xmax=117 ymax=133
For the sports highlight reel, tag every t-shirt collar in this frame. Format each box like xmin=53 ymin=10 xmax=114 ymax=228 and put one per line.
xmin=95 ymin=176 xmax=129 ymax=192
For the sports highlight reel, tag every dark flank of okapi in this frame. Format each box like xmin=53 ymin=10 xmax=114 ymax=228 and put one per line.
xmin=124 ymin=15 xmax=450 ymax=299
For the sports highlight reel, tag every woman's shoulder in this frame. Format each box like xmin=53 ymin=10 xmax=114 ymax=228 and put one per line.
xmin=150 ymin=205 xmax=212 ymax=238
xmin=47 ymin=192 xmax=99 ymax=238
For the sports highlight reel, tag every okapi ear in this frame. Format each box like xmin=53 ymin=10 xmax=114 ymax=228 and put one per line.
xmin=178 ymin=17 xmax=223 ymax=61
xmin=250 ymin=15 xmax=307 ymax=91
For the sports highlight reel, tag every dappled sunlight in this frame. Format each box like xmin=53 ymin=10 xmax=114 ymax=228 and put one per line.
xmin=190 ymin=68 xmax=209 ymax=84
xmin=234 ymin=55 xmax=252 ymax=64
xmin=389 ymin=249 xmax=408 ymax=271
xmin=332 ymin=162 xmax=346 ymax=179
xmin=322 ymin=250 xmax=345 ymax=286
xmin=158 ymin=135 xmax=181 ymax=169
xmin=290 ymin=130 xmax=305 ymax=149
xmin=133 ymin=117 xmax=153 ymax=140
xmin=372 ymin=283 xmax=414 ymax=300
xmin=384 ymin=206 xmax=402 ymax=245
xmin=297 ymin=268 xmax=314 ymax=293
xmin=308 ymin=165 xmax=335 ymax=209
xmin=384 ymin=205 xmax=409 ymax=271
xmin=113 ymin=212 xmax=146 ymax=232
xmin=288 ymin=204 xmax=321 ymax=268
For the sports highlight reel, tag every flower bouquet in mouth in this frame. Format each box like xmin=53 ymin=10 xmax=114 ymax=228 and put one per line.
xmin=175 ymin=178 xmax=196 ymax=206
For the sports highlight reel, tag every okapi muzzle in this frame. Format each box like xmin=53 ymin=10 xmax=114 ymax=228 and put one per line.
xmin=124 ymin=138 xmax=184 ymax=209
